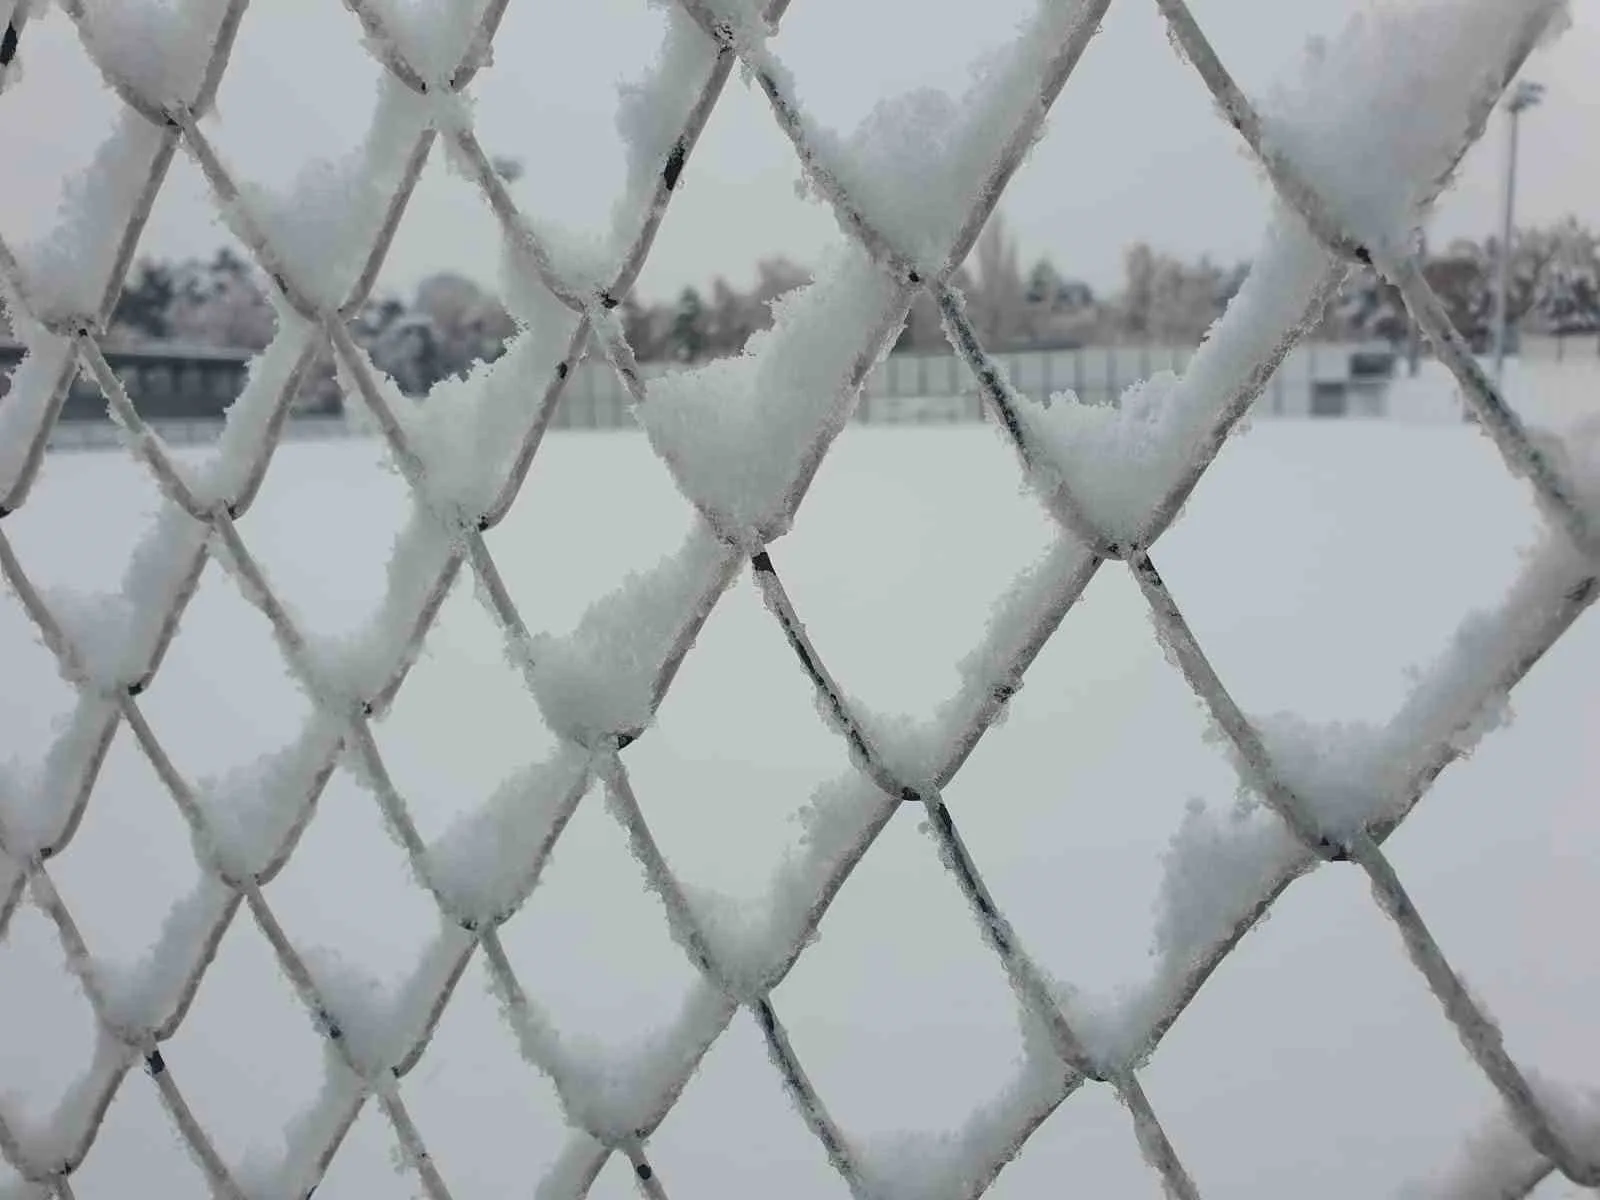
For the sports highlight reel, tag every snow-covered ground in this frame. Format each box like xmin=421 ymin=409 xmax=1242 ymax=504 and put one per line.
xmin=0 ymin=399 xmax=1596 ymax=1197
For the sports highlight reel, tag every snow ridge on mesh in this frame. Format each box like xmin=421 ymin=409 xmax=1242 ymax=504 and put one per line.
xmin=1013 ymin=211 xmax=1334 ymax=544
xmin=1258 ymin=0 xmax=1570 ymax=252
xmin=639 ymin=243 xmax=900 ymax=543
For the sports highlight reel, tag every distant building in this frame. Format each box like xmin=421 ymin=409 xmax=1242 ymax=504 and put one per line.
xmin=1301 ymin=341 xmax=1400 ymax=418
xmin=0 ymin=339 xmax=337 ymax=425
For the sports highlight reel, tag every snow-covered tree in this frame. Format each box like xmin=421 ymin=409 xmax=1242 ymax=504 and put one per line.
xmin=1531 ymin=217 xmax=1599 ymax=335
xmin=352 ymin=295 xmax=406 ymax=346
xmin=146 ymin=248 xmax=276 ymax=351
xmin=368 ymin=313 xmax=441 ymax=398
xmin=165 ymin=249 xmax=275 ymax=350
xmin=412 ymin=271 xmax=513 ymax=379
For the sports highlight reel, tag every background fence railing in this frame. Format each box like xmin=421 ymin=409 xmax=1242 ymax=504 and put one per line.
xmin=17 ymin=339 xmax=1454 ymax=447
xmin=12 ymin=330 xmax=1596 ymax=445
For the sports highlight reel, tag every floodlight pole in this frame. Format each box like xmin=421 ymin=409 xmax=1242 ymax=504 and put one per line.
xmin=1492 ymin=80 xmax=1544 ymax=386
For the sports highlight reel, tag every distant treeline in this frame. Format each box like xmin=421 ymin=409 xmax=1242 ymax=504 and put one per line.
xmin=4 ymin=212 xmax=1594 ymax=402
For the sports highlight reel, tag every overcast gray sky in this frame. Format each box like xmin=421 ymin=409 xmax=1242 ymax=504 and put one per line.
xmin=2 ymin=0 xmax=1596 ymax=306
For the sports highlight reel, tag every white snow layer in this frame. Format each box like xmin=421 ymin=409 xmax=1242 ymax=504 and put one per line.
xmin=1256 ymin=526 xmax=1596 ymax=843
xmin=908 ymin=537 xmax=1098 ymax=777
xmin=496 ymin=971 xmax=733 ymax=1145
xmin=0 ymin=698 xmax=119 ymax=859
xmin=395 ymin=283 xmax=579 ymax=520
xmin=297 ymin=924 xmax=473 ymax=1079
xmin=473 ymin=0 xmax=721 ymax=296
xmin=532 ymin=1133 xmax=608 ymax=1200
xmin=798 ymin=0 xmax=1098 ymax=273
xmin=426 ymin=747 xmax=591 ymax=927
xmin=1258 ymin=0 xmax=1570 ymax=253
xmin=640 ymin=242 xmax=900 ymax=541
xmin=1400 ymin=1077 xmax=1600 ymax=1199
xmin=353 ymin=0 xmax=491 ymax=89
xmin=225 ymin=77 xmax=429 ymax=313
xmin=678 ymin=772 xmax=899 ymax=1000
xmin=40 ymin=503 xmax=207 ymax=692
xmin=235 ymin=1046 xmax=364 ymax=1200
xmin=610 ymin=2 xmax=721 ymax=256
xmin=14 ymin=112 xmax=165 ymax=319
xmin=192 ymin=309 xmax=321 ymax=508
xmin=193 ymin=718 xmax=345 ymax=882
xmin=73 ymin=0 xmax=234 ymax=110
xmin=529 ymin=521 xmax=735 ymax=746
xmin=1016 ymin=211 xmax=1336 ymax=545
xmin=93 ymin=875 xmax=233 ymax=1033
xmin=1091 ymin=796 xmax=1311 ymax=1069
xmin=0 ymin=331 xmax=75 ymax=502
xmin=1107 ymin=519 xmax=1600 ymax=1069
xmin=992 ymin=0 xmax=1574 ymax=550
xmin=307 ymin=502 xmax=459 ymax=708
xmin=0 ymin=0 xmax=1591 ymax=1192
xmin=0 ymin=1029 xmax=129 ymax=1172
xmin=856 ymin=1005 xmax=1071 ymax=1200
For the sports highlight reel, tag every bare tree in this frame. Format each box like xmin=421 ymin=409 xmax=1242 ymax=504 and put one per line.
xmin=1114 ymin=244 xmax=1236 ymax=345
xmin=970 ymin=211 xmax=1026 ymax=347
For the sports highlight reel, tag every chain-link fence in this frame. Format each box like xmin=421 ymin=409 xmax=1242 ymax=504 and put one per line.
xmin=0 ymin=0 xmax=1596 ymax=1196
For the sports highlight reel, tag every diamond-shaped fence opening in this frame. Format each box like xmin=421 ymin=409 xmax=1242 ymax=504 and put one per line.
xmin=0 ymin=0 xmax=1597 ymax=1196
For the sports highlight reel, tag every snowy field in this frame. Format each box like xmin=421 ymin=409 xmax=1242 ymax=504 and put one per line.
xmin=1 ymin=397 xmax=1596 ymax=1198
